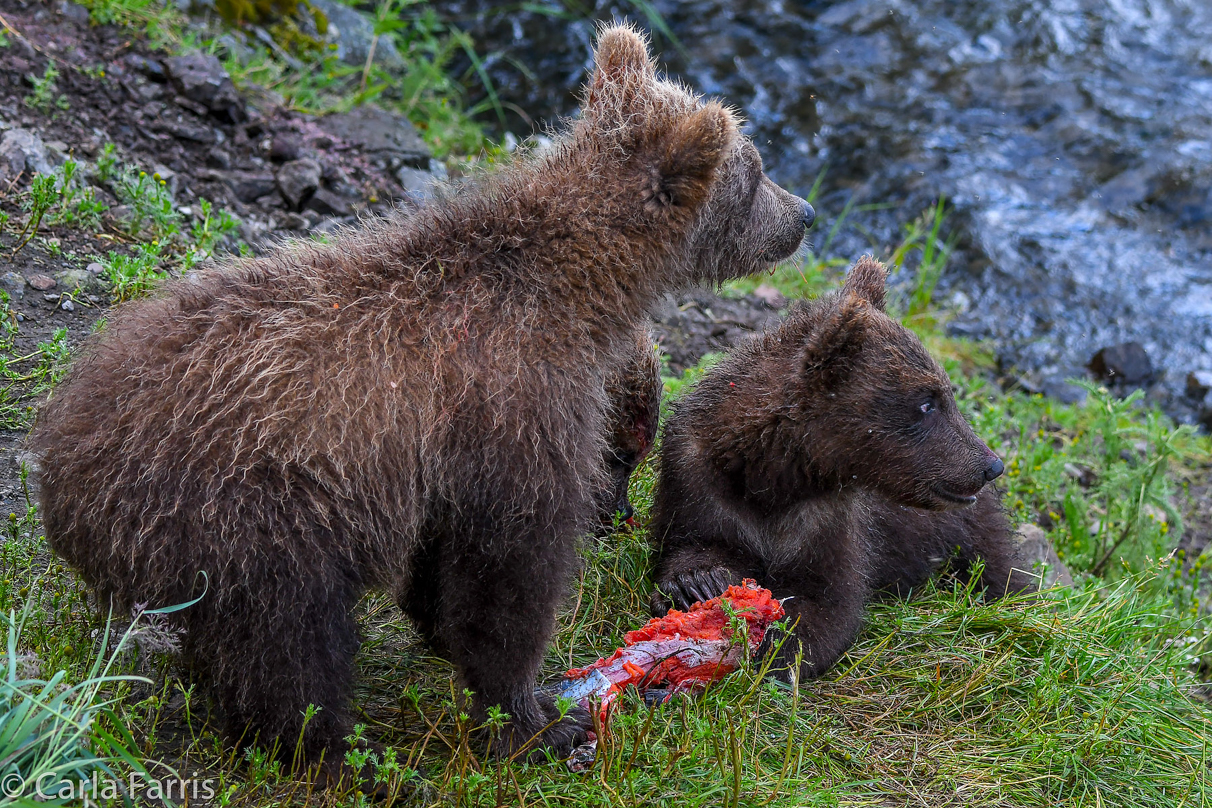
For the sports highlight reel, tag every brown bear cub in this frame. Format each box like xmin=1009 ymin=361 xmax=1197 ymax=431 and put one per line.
xmin=598 ymin=325 xmax=662 ymax=529
xmin=31 ymin=24 xmax=813 ymax=768
xmin=648 ymin=257 xmax=1034 ymax=680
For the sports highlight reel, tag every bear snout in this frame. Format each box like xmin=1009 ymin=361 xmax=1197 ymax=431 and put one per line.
xmin=984 ymin=456 xmax=1004 ymax=482
xmin=801 ymin=199 xmax=816 ymax=229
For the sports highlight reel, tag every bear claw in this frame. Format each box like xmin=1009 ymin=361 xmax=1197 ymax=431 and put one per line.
xmin=651 ymin=566 xmax=740 ymax=615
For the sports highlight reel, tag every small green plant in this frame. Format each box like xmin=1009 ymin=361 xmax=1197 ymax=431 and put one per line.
xmin=24 ymin=62 xmax=69 ymax=113
xmin=112 ymin=167 xmax=180 ymax=240
xmin=47 ymin=160 xmax=107 ymax=230
xmin=100 ymin=242 xmax=168 ymax=303
xmin=182 ymin=198 xmax=240 ymax=269
xmin=94 ymin=143 xmax=120 ymax=184
xmin=12 ymin=173 xmax=60 ymax=256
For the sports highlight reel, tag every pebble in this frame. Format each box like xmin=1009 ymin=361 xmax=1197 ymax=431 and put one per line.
xmin=27 ymin=274 xmax=57 ymax=291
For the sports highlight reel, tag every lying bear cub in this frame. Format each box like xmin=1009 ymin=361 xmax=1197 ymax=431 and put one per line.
xmin=648 ymin=257 xmax=1035 ymax=679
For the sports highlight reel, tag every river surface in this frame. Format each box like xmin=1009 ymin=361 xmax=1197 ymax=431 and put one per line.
xmin=438 ymin=0 xmax=1212 ymax=418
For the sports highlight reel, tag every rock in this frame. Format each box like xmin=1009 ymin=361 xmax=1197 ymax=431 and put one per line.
xmin=27 ymin=274 xmax=57 ymax=292
xmin=0 ymin=129 xmax=53 ymax=181
xmin=164 ymin=53 xmax=245 ymax=123
xmin=275 ymin=211 xmax=309 ymax=230
xmin=305 ymin=187 xmax=353 ymax=217
xmin=43 ymin=141 xmax=70 ymax=167
xmin=1088 ymin=342 xmax=1153 ymax=386
xmin=218 ymin=171 xmax=276 ymax=203
xmin=205 ymin=147 xmax=232 ymax=170
xmin=269 ymin=132 xmax=301 ymax=163
xmin=1015 ymin=524 xmax=1074 ymax=589
xmin=55 ymin=268 xmax=99 ymax=291
xmin=60 ymin=299 xmax=75 ymax=313
xmin=0 ymin=272 xmax=25 ymax=299
xmin=56 ymin=0 xmax=91 ymax=24
xmin=148 ymin=117 xmax=218 ymax=144
xmin=307 ymin=0 xmax=406 ymax=71
xmin=124 ymin=54 xmax=167 ymax=83
xmin=86 ymin=262 xmax=105 ymax=276
xmin=319 ymin=106 xmax=430 ymax=166
xmin=1186 ymin=370 xmax=1212 ymax=399
xmin=276 ymin=159 xmax=322 ymax=209
xmin=395 ymin=165 xmax=437 ymax=198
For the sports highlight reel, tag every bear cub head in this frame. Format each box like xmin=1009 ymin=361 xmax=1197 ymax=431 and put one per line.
xmin=576 ymin=25 xmax=813 ymax=284
xmin=792 ymin=257 xmax=1003 ymax=509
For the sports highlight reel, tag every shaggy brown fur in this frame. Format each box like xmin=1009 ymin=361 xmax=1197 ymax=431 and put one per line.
xmin=31 ymin=24 xmax=812 ymax=765
xmin=597 ymin=324 xmax=662 ymax=528
xmin=648 ymin=258 xmax=1034 ymax=679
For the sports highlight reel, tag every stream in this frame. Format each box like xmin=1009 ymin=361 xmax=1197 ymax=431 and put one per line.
xmin=437 ymin=0 xmax=1212 ymax=420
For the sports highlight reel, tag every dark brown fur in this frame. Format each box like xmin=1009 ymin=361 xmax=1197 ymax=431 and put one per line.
xmin=597 ymin=324 xmax=662 ymax=528
xmin=648 ymin=257 xmax=1034 ymax=679
xmin=30 ymin=24 xmax=812 ymax=765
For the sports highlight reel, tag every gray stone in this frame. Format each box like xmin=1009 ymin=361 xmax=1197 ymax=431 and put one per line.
xmin=55 ymin=268 xmax=99 ymax=291
xmin=269 ymin=131 xmax=301 ymax=163
xmin=86 ymin=262 xmax=105 ymax=275
xmin=43 ymin=141 xmax=70 ymax=167
xmin=60 ymin=299 xmax=75 ymax=312
xmin=0 ymin=272 xmax=25 ymax=299
xmin=276 ymin=158 xmax=321 ymax=209
xmin=319 ymin=106 xmax=429 ymax=165
xmin=307 ymin=0 xmax=405 ymax=71
xmin=305 ymin=187 xmax=353 ymax=217
xmin=124 ymin=54 xmax=167 ymax=83
xmin=164 ymin=53 xmax=245 ymax=123
xmin=205 ymin=147 xmax=232 ymax=170
xmin=57 ymin=0 xmax=91 ymax=24
xmin=219 ymin=171 xmax=276 ymax=203
xmin=0 ymin=129 xmax=53 ymax=181
xmin=1015 ymin=524 xmax=1074 ymax=589
xmin=395 ymin=165 xmax=437 ymax=197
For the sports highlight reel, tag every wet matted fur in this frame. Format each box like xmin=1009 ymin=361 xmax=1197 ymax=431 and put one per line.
xmin=30 ymin=24 xmax=811 ymax=764
xmin=649 ymin=257 xmax=1034 ymax=680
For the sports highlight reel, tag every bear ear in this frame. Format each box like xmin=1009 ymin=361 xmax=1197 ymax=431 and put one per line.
xmin=800 ymin=295 xmax=869 ymax=387
xmin=643 ymin=102 xmax=738 ymax=215
xmin=842 ymin=255 xmax=887 ymax=311
xmin=584 ymin=23 xmax=658 ymax=127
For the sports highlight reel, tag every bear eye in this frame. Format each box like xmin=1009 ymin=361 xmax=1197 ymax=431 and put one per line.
xmin=919 ymin=399 xmax=936 ymax=415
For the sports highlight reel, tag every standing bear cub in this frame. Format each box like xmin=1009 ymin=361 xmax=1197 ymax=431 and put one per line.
xmin=31 ymin=24 xmax=813 ymax=766
xmin=649 ymin=257 xmax=1034 ymax=679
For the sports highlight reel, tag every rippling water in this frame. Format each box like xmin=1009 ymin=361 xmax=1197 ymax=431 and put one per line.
xmin=439 ymin=0 xmax=1212 ymax=418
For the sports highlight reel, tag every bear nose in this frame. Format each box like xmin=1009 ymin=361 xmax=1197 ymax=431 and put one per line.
xmin=984 ymin=457 xmax=1004 ymax=482
xmin=801 ymin=199 xmax=815 ymax=229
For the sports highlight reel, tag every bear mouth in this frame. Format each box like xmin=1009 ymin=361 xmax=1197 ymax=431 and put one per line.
xmin=930 ymin=483 xmax=979 ymax=506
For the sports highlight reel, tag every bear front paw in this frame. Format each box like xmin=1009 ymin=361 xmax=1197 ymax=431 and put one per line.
xmin=487 ymin=696 xmax=591 ymax=763
xmin=650 ymin=566 xmax=740 ymax=615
